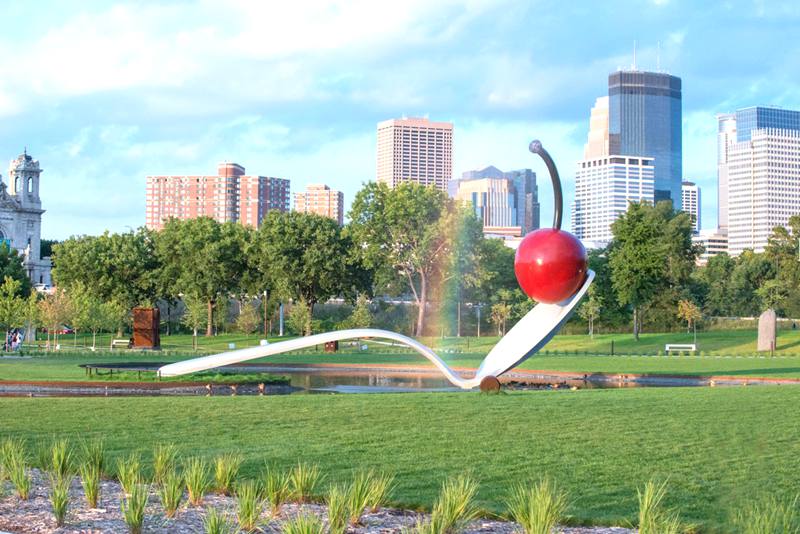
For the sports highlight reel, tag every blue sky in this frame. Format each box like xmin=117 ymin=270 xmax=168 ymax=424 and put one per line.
xmin=0 ymin=0 xmax=798 ymax=239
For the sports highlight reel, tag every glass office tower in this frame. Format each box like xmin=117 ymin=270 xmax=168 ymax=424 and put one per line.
xmin=734 ymin=106 xmax=800 ymax=141
xmin=608 ymin=70 xmax=682 ymax=207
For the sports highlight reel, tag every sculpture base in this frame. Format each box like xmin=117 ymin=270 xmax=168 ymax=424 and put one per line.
xmin=479 ymin=376 xmax=501 ymax=393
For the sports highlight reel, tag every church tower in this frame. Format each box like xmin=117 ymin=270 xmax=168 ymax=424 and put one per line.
xmin=8 ymin=149 xmax=42 ymax=209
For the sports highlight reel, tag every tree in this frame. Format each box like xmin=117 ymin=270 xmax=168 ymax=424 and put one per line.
xmin=69 ymin=283 xmax=121 ymax=350
xmin=349 ymin=182 xmax=459 ymax=336
xmin=578 ymin=286 xmax=602 ymax=337
xmin=287 ymin=299 xmax=312 ymax=336
xmin=728 ymin=251 xmax=775 ymax=316
xmin=39 ymin=288 xmax=72 ymax=349
xmin=756 ymin=279 xmax=790 ymax=313
xmin=609 ymin=201 xmax=699 ymax=340
xmin=490 ymin=302 xmax=512 ymax=336
xmin=52 ymin=229 xmax=160 ymax=312
xmin=181 ymin=294 xmax=208 ymax=350
xmin=0 ymin=243 xmax=31 ymax=297
xmin=340 ymin=294 xmax=372 ymax=329
xmin=0 ymin=276 xmax=25 ymax=350
xmin=235 ymin=299 xmax=260 ymax=335
xmin=676 ymin=299 xmax=702 ymax=333
xmin=695 ymin=253 xmax=736 ymax=316
xmin=258 ymin=211 xmax=363 ymax=313
xmin=156 ymin=218 xmax=246 ymax=336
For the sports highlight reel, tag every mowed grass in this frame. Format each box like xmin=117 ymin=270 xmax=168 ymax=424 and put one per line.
xmin=5 ymin=329 xmax=800 ymax=381
xmin=1 ymin=387 xmax=799 ymax=531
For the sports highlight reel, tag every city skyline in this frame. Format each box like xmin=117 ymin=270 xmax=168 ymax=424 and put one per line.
xmin=1 ymin=2 xmax=799 ymax=239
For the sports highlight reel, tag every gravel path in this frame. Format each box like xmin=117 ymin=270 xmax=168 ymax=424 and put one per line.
xmin=0 ymin=470 xmax=633 ymax=533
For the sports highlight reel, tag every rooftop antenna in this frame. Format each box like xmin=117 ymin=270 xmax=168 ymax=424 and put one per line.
xmin=657 ymin=41 xmax=661 ymax=72
xmin=632 ymin=40 xmax=637 ymax=70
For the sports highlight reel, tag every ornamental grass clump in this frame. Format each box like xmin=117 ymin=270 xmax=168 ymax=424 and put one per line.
xmin=79 ymin=438 xmax=106 ymax=476
xmin=3 ymin=440 xmax=32 ymax=500
xmin=235 ymin=479 xmax=264 ymax=532
xmin=79 ymin=462 xmax=101 ymax=509
xmin=121 ymin=483 xmax=149 ymax=534
xmin=116 ymin=453 xmax=142 ymax=495
xmin=203 ymin=508 xmax=235 ymax=534
xmin=214 ymin=452 xmax=242 ymax=496
xmin=344 ymin=470 xmax=373 ymax=526
xmin=410 ymin=473 xmax=480 ymax=534
xmin=366 ymin=470 xmax=395 ymax=513
xmin=289 ymin=462 xmax=322 ymax=503
xmin=505 ymin=478 xmax=569 ymax=534
xmin=326 ymin=484 xmax=348 ymax=534
xmin=282 ymin=512 xmax=326 ymax=534
xmin=184 ymin=457 xmax=211 ymax=506
xmin=157 ymin=468 xmax=184 ymax=518
xmin=636 ymin=479 xmax=687 ymax=534
xmin=49 ymin=439 xmax=74 ymax=478
xmin=152 ymin=443 xmax=179 ymax=486
xmin=262 ymin=466 xmax=292 ymax=517
xmin=49 ymin=472 xmax=72 ymax=527
xmin=731 ymin=494 xmax=800 ymax=533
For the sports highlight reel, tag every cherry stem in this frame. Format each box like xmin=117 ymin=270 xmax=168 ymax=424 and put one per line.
xmin=528 ymin=140 xmax=563 ymax=231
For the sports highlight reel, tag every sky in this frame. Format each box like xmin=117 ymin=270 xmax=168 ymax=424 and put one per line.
xmin=0 ymin=0 xmax=799 ymax=239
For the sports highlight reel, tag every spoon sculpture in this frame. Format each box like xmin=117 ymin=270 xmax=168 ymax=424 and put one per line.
xmin=159 ymin=141 xmax=594 ymax=390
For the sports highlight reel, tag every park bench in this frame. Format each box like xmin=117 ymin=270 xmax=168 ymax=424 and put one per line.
xmin=665 ymin=343 xmax=696 ymax=353
xmin=110 ymin=339 xmax=132 ymax=350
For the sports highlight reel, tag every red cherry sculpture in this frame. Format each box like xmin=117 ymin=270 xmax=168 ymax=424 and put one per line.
xmin=515 ymin=140 xmax=587 ymax=303
xmin=514 ymin=229 xmax=587 ymax=303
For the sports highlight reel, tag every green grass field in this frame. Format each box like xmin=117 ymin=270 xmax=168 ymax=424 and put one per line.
xmin=4 ymin=329 xmax=800 ymax=382
xmin=1 ymin=387 xmax=799 ymax=531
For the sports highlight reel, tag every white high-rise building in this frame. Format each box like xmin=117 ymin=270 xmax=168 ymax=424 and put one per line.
xmin=376 ymin=117 xmax=453 ymax=191
xmin=693 ymin=228 xmax=728 ymax=266
xmin=681 ymin=181 xmax=701 ymax=233
xmin=728 ymin=127 xmax=800 ymax=255
xmin=572 ymin=96 xmax=655 ymax=245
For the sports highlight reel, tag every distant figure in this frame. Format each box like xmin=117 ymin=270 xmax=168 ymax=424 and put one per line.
xmin=793 ymin=322 xmax=797 ymax=330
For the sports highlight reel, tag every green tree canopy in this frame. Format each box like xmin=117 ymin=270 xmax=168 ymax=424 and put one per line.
xmin=0 ymin=243 xmax=31 ymax=297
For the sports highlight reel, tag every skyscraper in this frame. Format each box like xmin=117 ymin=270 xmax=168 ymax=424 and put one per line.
xmin=294 ymin=184 xmax=345 ymax=225
xmin=376 ymin=117 xmax=453 ymax=191
xmin=454 ymin=166 xmax=539 ymax=235
xmin=718 ymin=106 xmax=800 ymax=255
xmin=572 ymin=96 xmax=655 ymax=244
xmin=681 ymin=181 xmax=701 ymax=233
xmin=609 ymin=70 xmax=682 ymax=207
xmin=146 ymin=163 xmax=290 ymax=230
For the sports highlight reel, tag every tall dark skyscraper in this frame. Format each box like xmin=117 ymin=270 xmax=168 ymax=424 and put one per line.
xmin=608 ymin=70 xmax=682 ymax=207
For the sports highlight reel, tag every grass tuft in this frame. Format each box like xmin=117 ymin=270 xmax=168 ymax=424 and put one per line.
xmin=235 ymin=479 xmax=264 ymax=532
xmin=184 ymin=457 xmax=211 ymax=506
xmin=49 ymin=472 xmax=72 ymax=527
xmin=79 ymin=438 xmax=106 ymax=476
xmin=731 ymin=494 xmax=800 ymax=533
xmin=152 ymin=443 xmax=179 ymax=486
xmin=213 ymin=452 xmax=242 ymax=496
xmin=79 ymin=462 xmax=101 ymax=509
xmin=3 ymin=439 xmax=32 ymax=500
xmin=49 ymin=439 xmax=74 ymax=478
xmin=326 ymin=483 xmax=348 ymax=534
xmin=116 ymin=453 xmax=142 ymax=495
xmin=262 ymin=465 xmax=292 ymax=517
xmin=344 ymin=470 xmax=373 ymax=526
xmin=411 ymin=473 xmax=480 ymax=534
xmin=157 ymin=467 xmax=184 ymax=518
xmin=120 ymin=483 xmax=149 ymax=534
xmin=289 ymin=462 xmax=322 ymax=503
xmin=203 ymin=507 xmax=235 ymax=534
xmin=282 ymin=512 xmax=326 ymax=534
xmin=637 ymin=479 xmax=688 ymax=534
xmin=506 ymin=478 xmax=569 ymax=534
xmin=366 ymin=470 xmax=395 ymax=513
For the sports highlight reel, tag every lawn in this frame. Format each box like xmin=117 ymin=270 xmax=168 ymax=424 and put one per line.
xmin=1 ymin=387 xmax=799 ymax=531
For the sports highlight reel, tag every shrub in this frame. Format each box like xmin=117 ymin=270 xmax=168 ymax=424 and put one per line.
xmin=49 ymin=472 xmax=71 ymax=527
xmin=732 ymin=494 xmax=800 ymax=533
xmin=153 ymin=443 xmax=179 ymax=486
xmin=116 ymin=453 xmax=142 ymax=495
xmin=157 ymin=468 xmax=184 ymax=518
xmin=214 ymin=453 xmax=242 ymax=496
xmin=120 ymin=483 xmax=149 ymax=534
xmin=326 ymin=484 xmax=348 ymax=534
xmin=79 ymin=462 xmax=101 ymax=508
xmin=506 ymin=478 xmax=569 ymax=534
xmin=79 ymin=438 xmax=106 ymax=476
xmin=282 ymin=513 xmax=326 ymax=534
xmin=235 ymin=479 xmax=264 ymax=532
xmin=289 ymin=462 xmax=322 ymax=502
xmin=637 ymin=479 xmax=687 ymax=534
xmin=262 ymin=466 xmax=292 ymax=517
xmin=184 ymin=457 xmax=211 ymax=506
xmin=203 ymin=508 xmax=235 ymax=534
